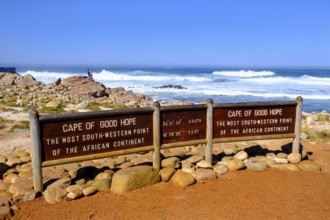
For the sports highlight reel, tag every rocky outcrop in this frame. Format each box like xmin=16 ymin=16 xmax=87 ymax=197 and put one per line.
xmin=0 ymin=72 xmax=153 ymax=110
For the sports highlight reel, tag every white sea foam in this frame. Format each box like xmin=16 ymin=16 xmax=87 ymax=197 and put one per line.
xmin=93 ymin=70 xmax=212 ymax=82
xmin=243 ymin=75 xmax=330 ymax=86
xmin=212 ymin=70 xmax=275 ymax=78
xmin=22 ymin=70 xmax=75 ymax=82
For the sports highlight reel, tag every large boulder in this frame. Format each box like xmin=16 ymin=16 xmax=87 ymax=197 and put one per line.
xmin=61 ymin=76 xmax=106 ymax=99
xmin=111 ymin=166 xmax=160 ymax=195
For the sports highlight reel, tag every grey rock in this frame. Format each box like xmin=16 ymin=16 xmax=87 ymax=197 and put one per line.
xmin=9 ymin=177 xmax=36 ymax=202
xmin=192 ymin=169 xmax=217 ymax=182
xmin=246 ymin=161 xmax=268 ymax=171
xmin=213 ymin=164 xmax=228 ymax=175
xmin=43 ymin=187 xmax=68 ymax=204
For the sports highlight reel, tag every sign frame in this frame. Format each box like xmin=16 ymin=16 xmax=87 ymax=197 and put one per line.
xmin=30 ymin=97 xmax=303 ymax=192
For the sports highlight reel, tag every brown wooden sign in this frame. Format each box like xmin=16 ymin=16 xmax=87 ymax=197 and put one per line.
xmin=213 ymin=105 xmax=296 ymax=139
xmin=40 ymin=113 xmax=153 ymax=161
xmin=161 ymin=109 xmax=206 ymax=144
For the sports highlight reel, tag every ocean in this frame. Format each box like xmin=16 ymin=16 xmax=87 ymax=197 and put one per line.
xmin=16 ymin=66 xmax=330 ymax=113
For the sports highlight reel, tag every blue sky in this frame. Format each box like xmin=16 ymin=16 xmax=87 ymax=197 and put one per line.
xmin=1 ymin=0 xmax=329 ymax=68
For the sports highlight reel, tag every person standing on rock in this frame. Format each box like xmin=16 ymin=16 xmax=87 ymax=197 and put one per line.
xmin=87 ymin=69 xmax=93 ymax=79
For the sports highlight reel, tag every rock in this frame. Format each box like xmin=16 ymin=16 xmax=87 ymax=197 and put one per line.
xmin=234 ymin=151 xmax=248 ymax=160
xmin=159 ymin=168 xmax=176 ymax=182
xmin=192 ymin=169 xmax=217 ymax=182
xmin=20 ymin=156 xmax=31 ymax=163
xmin=0 ymin=182 xmax=11 ymax=191
xmin=67 ymin=188 xmax=83 ymax=200
xmin=18 ymin=169 xmax=33 ymax=178
xmin=111 ymin=166 xmax=160 ymax=195
xmin=3 ymin=173 xmax=18 ymax=183
xmin=196 ymin=160 xmax=212 ymax=168
xmin=0 ymin=206 xmax=12 ymax=219
xmin=92 ymin=178 xmax=111 ymax=190
xmin=269 ymin=164 xmax=299 ymax=171
xmin=181 ymin=163 xmax=195 ymax=174
xmin=9 ymin=177 xmax=36 ymax=202
xmin=6 ymin=157 xmax=22 ymax=167
xmin=287 ymin=152 xmax=302 ymax=164
xmin=274 ymin=158 xmax=288 ymax=164
xmin=265 ymin=153 xmax=276 ymax=159
xmin=171 ymin=171 xmax=196 ymax=187
xmin=65 ymin=184 xmax=82 ymax=192
xmin=83 ymin=186 xmax=98 ymax=196
xmin=76 ymin=101 xmax=89 ymax=110
xmin=246 ymin=161 xmax=268 ymax=171
xmin=46 ymin=99 xmax=61 ymax=108
xmin=43 ymin=187 xmax=68 ymax=204
xmin=0 ymin=197 xmax=12 ymax=207
xmin=161 ymin=157 xmax=180 ymax=168
xmin=226 ymin=159 xmax=245 ymax=170
xmin=318 ymin=112 xmax=329 ymax=121
xmin=118 ymin=162 xmax=135 ymax=169
xmin=14 ymin=151 xmax=29 ymax=158
xmin=43 ymin=166 xmax=69 ymax=182
xmin=276 ymin=153 xmax=288 ymax=158
xmin=213 ymin=164 xmax=228 ymax=175
xmin=221 ymin=156 xmax=234 ymax=163
xmin=221 ymin=143 xmax=237 ymax=155
xmin=297 ymin=160 xmax=321 ymax=171
xmin=183 ymin=155 xmax=204 ymax=164
xmin=47 ymin=177 xmax=71 ymax=189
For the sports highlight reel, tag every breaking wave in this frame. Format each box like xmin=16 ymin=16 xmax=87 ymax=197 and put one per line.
xmin=212 ymin=70 xmax=275 ymax=78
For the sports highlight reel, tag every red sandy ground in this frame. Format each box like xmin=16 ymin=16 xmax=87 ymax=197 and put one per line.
xmin=13 ymin=141 xmax=330 ymax=220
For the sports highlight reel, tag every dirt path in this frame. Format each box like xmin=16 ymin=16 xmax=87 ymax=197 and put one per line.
xmin=13 ymin=141 xmax=330 ymax=220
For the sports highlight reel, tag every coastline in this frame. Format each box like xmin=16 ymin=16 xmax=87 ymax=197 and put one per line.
xmin=0 ymin=71 xmax=329 ymax=219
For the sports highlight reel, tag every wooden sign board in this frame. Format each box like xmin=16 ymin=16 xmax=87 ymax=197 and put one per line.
xmin=161 ymin=109 xmax=206 ymax=144
xmin=40 ymin=113 xmax=153 ymax=161
xmin=214 ymin=105 xmax=296 ymax=139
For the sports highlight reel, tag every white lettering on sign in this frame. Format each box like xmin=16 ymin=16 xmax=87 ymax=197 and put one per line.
xmin=120 ymin=117 xmax=137 ymax=126
xmin=62 ymin=123 xmax=83 ymax=132
xmin=100 ymin=120 xmax=118 ymax=128
xmin=228 ymin=110 xmax=242 ymax=117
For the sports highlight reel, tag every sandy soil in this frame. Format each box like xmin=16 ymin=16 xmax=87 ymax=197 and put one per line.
xmin=10 ymin=140 xmax=330 ymax=220
xmin=1 ymin=109 xmax=329 ymax=220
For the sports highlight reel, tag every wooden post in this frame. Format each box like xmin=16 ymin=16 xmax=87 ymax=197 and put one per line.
xmin=205 ymin=99 xmax=213 ymax=166
xmin=152 ymin=101 xmax=161 ymax=171
xmin=29 ymin=109 xmax=43 ymax=192
xmin=293 ymin=96 xmax=303 ymax=153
